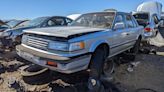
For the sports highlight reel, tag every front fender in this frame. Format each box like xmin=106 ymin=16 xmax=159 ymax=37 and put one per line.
xmin=89 ymin=40 xmax=108 ymax=53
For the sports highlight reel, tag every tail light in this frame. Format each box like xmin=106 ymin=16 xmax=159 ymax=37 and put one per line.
xmin=144 ymin=28 xmax=151 ymax=32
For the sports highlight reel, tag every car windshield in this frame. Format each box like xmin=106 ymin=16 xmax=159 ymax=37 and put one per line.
xmin=71 ymin=12 xmax=115 ymax=28
xmin=27 ymin=17 xmax=48 ymax=27
xmin=7 ymin=20 xmax=22 ymax=28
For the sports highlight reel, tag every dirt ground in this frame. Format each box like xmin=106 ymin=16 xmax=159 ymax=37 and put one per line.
xmin=0 ymin=28 xmax=163 ymax=92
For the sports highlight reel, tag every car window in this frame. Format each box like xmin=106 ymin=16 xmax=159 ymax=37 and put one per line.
xmin=16 ymin=21 xmax=29 ymax=28
xmin=66 ymin=18 xmax=73 ymax=24
xmin=126 ymin=15 xmax=134 ymax=28
xmin=48 ymin=18 xmax=65 ymax=26
xmin=47 ymin=20 xmax=56 ymax=26
xmin=71 ymin=12 xmax=115 ymax=28
xmin=115 ymin=15 xmax=124 ymax=23
xmin=114 ymin=14 xmax=125 ymax=29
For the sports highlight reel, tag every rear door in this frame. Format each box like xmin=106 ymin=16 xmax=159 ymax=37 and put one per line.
xmin=125 ymin=14 xmax=140 ymax=46
xmin=111 ymin=13 xmax=129 ymax=55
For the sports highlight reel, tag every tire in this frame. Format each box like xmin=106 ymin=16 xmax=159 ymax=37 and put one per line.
xmin=130 ymin=38 xmax=141 ymax=55
xmin=88 ymin=46 xmax=108 ymax=92
xmin=89 ymin=46 xmax=108 ymax=78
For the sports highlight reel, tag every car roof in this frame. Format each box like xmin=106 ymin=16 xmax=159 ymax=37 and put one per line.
xmin=82 ymin=11 xmax=130 ymax=16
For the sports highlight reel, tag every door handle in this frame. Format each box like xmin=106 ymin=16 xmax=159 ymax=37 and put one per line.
xmin=122 ymin=33 xmax=129 ymax=36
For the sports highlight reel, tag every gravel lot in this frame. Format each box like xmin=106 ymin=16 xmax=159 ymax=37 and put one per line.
xmin=0 ymin=28 xmax=163 ymax=92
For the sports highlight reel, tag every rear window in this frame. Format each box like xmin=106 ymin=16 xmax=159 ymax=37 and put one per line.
xmin=133 ymin=14 xmax=149 ymax=27
xmin=133 ymin=14 xmax=149 ymax=20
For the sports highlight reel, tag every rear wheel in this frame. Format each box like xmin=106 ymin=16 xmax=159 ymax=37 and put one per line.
xmin=130 ymin=37 xmax=141 ymax=55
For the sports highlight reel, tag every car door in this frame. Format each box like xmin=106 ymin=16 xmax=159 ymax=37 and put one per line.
xmin=125 ymin=14 xmax=139 ymax=47
xmin=111 ymin=14 xmax=129 ymax=55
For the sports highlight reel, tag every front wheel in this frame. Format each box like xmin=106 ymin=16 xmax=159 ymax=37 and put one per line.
xmin=88 ymin=46 xmax=108 ymax=92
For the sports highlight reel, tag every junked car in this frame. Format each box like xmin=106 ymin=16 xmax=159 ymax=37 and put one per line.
xmin=6 ymin=20 xmax=29 ymax=29
xmin=0 ymin=20 xmax=10 ymax=46
xmin=132 ymin=1 xmax=162 ymax=41
xmin=17 ymin=10 xmax=143 ymax=79
xmin=0 ymin=16 xmax=73 ymax=51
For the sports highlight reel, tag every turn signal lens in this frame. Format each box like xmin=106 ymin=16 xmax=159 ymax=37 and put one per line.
xmin=47 ymin=61 xmax=57 ymax=67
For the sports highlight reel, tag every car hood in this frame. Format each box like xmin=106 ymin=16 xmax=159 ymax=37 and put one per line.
xmin=24 ymin=26 xmax=107 ymax=38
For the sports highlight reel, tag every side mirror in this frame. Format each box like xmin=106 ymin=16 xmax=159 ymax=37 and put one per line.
xmin=114 ymin=22 xmax=125 ymax=29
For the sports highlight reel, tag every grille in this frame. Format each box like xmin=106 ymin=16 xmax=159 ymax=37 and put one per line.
xmin=26 ymin=36 xmax=49 ymax=49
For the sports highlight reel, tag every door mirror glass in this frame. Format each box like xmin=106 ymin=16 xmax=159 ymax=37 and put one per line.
xmin=114 ymin=22 xmax=125 ymax=29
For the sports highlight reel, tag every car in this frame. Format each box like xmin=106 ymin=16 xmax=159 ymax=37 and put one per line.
xmin=0 ymin=16 xmax=73 ymax=51
xmin=133 ymin=12 xmax=160 ymax=40
xmin=0 ymin=20 xmax=10 ymax=46
xmin=160 ymin=13 xmax=164 ymax=27
xmin=17 ymin=11 xmax=143 ymax=87
xmin=6 ymin=20 xmax=29 ymax=29
xmin=132 ymin=1 xmax=162 ymax=41
xmin=0 ymin=20 xmax=10 ymax=31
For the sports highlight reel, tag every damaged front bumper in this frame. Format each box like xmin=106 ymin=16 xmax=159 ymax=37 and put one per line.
xmin=16 ymin=44 xmax=91 ymax=74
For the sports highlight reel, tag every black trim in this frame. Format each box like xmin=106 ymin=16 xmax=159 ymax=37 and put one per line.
xmin=67 ymin=31 xmax=101 ymax=39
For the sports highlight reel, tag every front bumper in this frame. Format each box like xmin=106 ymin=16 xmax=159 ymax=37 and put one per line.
xmin=16 ymin=45 xmax=91 ymax=74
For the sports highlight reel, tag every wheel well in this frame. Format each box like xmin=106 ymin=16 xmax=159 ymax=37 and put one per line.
xmin=95 ymin=43 xmax=110 ymax=56
xmin=88 ymin=43 xmax=110 ymax=69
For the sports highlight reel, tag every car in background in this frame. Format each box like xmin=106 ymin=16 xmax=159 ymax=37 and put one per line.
xmin=132 ymin=1 xmax=162 ymax=41
xmin=0 ymin=20 xmax=10 ymax=46
xmin=0 ymin=20 xmax=10 ymax=31
xmin=0 ymin=16 xmax=73 ymax=51
xmin=160 ymin=12 xmax=164 ymax=27
xmin=67 ymin=14 xmax=82 ymax=20
xmin=6 ymin=20 xmax=29 ymax=29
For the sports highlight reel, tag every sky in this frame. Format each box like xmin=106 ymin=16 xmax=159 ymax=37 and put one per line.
xmin=0 ymin=0 xmax=163 ymax=20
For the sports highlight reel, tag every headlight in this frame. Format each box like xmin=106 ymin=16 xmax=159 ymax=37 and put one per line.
xmin=48 ymin=42 xmax=69 ymax=51
xmin=48 ymin=41 xmax=85 ymax=51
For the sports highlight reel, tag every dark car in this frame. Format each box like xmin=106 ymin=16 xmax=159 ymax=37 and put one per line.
xmin=6 ymin=20 xmax=29 ymax=29
xmin=0 ymin=16 xmax=73 ymax=51
xmin=0 ymin=20 xmax=10 ymax=31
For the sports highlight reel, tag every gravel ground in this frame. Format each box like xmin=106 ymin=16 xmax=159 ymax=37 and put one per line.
xmin=0 ymin=28 xmax=163 ymax=92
